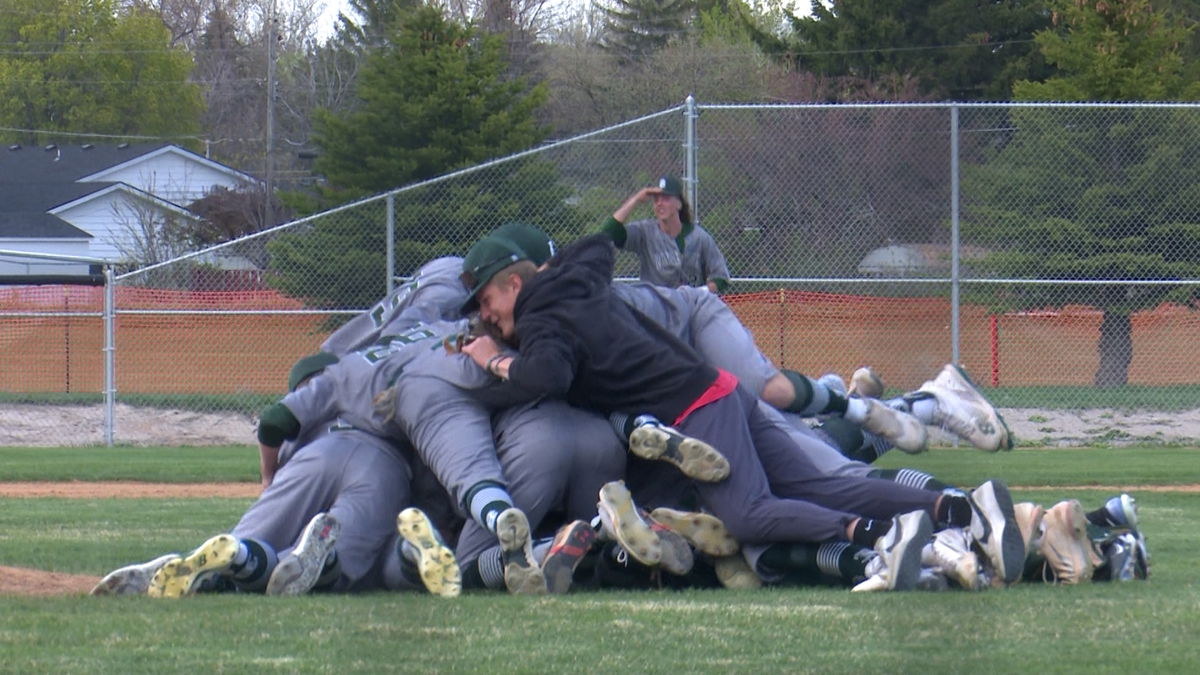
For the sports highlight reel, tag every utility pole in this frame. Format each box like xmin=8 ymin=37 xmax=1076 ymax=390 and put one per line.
xmin=264 ymin=0 xmax=277 ymax=227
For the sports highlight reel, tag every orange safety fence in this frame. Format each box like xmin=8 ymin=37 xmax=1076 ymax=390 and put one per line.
xmin=2 ymin=286 xmax=1199 ymax=394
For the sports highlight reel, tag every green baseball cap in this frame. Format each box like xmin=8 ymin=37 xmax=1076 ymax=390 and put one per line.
xmin=460 ymin=223 xmax=555 ymax=314
xmin=656 ymin=175 xmax=684 ymax=199
xmin=288 ymin=352 xmax=338 ymax=392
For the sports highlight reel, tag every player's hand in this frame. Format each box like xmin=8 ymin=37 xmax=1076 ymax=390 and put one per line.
xmin=462 ymin=334 xmax=500 ymax=369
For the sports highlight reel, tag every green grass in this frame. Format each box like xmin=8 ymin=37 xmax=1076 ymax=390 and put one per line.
xmin=0 ymin=446 xmax=257 ymax=482
xmin=1 ymin=446 xmax=1198 ymax=672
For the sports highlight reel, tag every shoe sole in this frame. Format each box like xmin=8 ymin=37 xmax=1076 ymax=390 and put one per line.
xmin=649 ymin=508 xmax=739 ymax=557
xmin=496 ymin=508 xmax=547 ymax=595
xmin=971 ymin=480 xmax=1025 ymax=585
xmin=652 ymin=525 xmax=695 ymax=576
xmin=849 ymin=367 xmax=885 ymax=399
xmin=1040 ymin=500 xmax=1092 ymax=584
xmin=947 ymin=365 xmax=1013 ymax=451
xmin=92 ymin=553 xmax=180 ymax=596
xmin=863 ymin=399 xmax=927 ymax=453
xmin=597 ymin=482 xmax=661 ymax=566
xmin=397 ymin=508 xmax=460 ymax=598
xmin=879 ymin=511 xmax=932 ymax=591
xmin=628 ymin=426 xmax=730 ymax=482
xmin=148 ymin=535 xmax=238 ymax=598
xmin=541 ymin=521 xmax=598 ymax=594
xmin=266 ymin=513 xmax=340 ymax=596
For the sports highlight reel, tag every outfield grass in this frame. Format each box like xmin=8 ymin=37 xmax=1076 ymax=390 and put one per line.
xmin=1 ymin=446 xmax=1197 ymax=672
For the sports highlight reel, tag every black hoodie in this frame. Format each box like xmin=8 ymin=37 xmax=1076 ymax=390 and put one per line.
xmin=506 ymin=234 xmax=720 ymax=422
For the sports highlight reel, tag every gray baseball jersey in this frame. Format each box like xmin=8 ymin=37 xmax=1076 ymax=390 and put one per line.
xmin=621 ymin=219 xmax=730 ymax=289
xmin=320 ymin=256 xmax=467 ymax=356
xmin=612 ymin=281 xmax=867 ymax=478
xmin=612 ymin=282 xmax=776 ymax=393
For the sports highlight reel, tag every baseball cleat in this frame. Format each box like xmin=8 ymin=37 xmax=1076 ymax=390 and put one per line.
xmin=1098 ymin=493 xmax=1139 ymax=530
xmin=848 ymin=366 xmax=885 ymax=399
xmin=860 ymin=398 xmax=927 ymax=453
xmin=266 ymin=512 xmax=340 ymax=596
xmin=968 ymin=479 xmax=1025 ymax=585
xmin=648 ymin=507 xmax=739 ymax=557
xmin=873 ymin=510 xmax=933 ymax=591
xmin=92 ymin=553 xmax=179 ymax=596
xmin=628 ymin=422 xmax=730 ymax=482
xmin=148 ymin=534 xmax=238 ymax=598
xmin=919 ymin=364 xmax=1012 ymax=451
xmin=714 ymin=554 xmax=762 ymax=590
xmin=541 ymin=520 xmax=598 ymax=594
xmin=1038 ymin=500 xmax=1098 ymax=585
xmin=645 ymin=511 xmax=695 ymax=576
xmin=397 ymin=507 xmax=460 ymax=598
xmin=1013 ymin=501 xmax=1047 ymax=554
xmin=496 ymin=507 xmax=546 ymax=595
xmin=921 ymin=527 xmax=981 ymax=590
xmin=597 ymin=481 xmax=662 ymax=567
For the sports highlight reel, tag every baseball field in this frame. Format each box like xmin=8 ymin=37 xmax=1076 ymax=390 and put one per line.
xmin=1 ymin=444 xmax=1197 ymax=672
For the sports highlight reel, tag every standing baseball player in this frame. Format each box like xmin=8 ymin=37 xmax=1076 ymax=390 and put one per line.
xmin=603 ymin=175 xmax=731 ymax=293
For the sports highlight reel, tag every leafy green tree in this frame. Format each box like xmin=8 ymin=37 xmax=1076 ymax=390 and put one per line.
xmin=269 ymin=3 xmax=576 ymax=310
xmin=311 ymin=4 xmax=548 ymax=197
xmin=772 ymin=0 xmax=1052 ymax=101
xmin=597 ymin=0 xmax=695 ymax=62
xmin=0 ymin=0 xmax=203 ymax=144
xmin=965 ymin=0 xmax=1200 ymax=386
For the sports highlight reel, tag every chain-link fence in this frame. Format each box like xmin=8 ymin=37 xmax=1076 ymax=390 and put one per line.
xmin=3 ymin=102 xmax=1198 ymax=447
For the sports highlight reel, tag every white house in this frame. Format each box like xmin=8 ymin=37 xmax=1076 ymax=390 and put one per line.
xmin=0 ymin=143 xmax=259 ymax=278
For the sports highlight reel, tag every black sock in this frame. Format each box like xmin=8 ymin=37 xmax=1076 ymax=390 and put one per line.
xmin=849 ymin=518 xmax=891 ymax=548
xmin=935 ymin=494 xmax=972 ymax=528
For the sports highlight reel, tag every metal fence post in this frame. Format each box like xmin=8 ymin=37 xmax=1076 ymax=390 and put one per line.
xmin=104 ymin=264 xmax=115 ymax=447
xmin=386 ymin=193 xmax=396 ymax=296
xmin=949 ymin=104 xmax=961 ymax=365
xmin=684 ymin=95 xmax=698 ymax=217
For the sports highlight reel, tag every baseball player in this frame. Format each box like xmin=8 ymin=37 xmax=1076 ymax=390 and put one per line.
xmin=93 ymin=356 xmax=459 ymax=598
xmin=603 ymin=175 xmax=731 ymax=293
xmin=457 ymin=228 xmax=1015 ymax=591
xmin=320 ymin=256 xmax=467 ymax=356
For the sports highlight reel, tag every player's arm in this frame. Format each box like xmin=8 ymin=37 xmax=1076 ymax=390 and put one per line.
xmin=701 ymin=235 xmax=731 ymax=294
xmin=602 ymin=187 xmax=658 ymax=247
xmin=256 ymin=402 xmax=299 ymax=488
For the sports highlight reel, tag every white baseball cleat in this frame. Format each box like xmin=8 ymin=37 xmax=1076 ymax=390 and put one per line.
xmin=628 ymin=421 xmax=730 ymax=482
xmin=92 ymin=553 xmax=179 ymax=596
xmin=919 ymin=364 xmax=1012 ymax=451
xmin=266 ymin=512 xmax=340 ymax=596
xmin=848 ymin=366 xmax=885 ymax=399
xmin=714 ymin=554 xmax=762 ymax=590
xmin=872 ymin=510 xmax=933 ymax=591
xmin=1038 ymin=500 xmax=1099 ymax=585
xmin=861 ymin=399 xmax=927 ymax=453
xmin=496 ymin=507 xmax=546 ymax=595
xmin=968 ymin=480 xmax=1025 ymax=585
xmin=649 ymin=507 xmax=739 ymax=557
xmin=397 ymin=507 xmax=460 ymax=598
xmin=597 ymin=481 xmax=662 ymax=567
xmin=921 ymin=527 xmax=981 ymax=590
xmin=148 ymin=534 xmax=239 ymax=598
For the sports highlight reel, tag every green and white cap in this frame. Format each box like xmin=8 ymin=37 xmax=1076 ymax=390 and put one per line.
xmin=460 ymin=223 xmax=555 ymax=314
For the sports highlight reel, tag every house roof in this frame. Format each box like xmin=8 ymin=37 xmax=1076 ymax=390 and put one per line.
xmin=0 ymin=142 xmax=248 ymax=239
